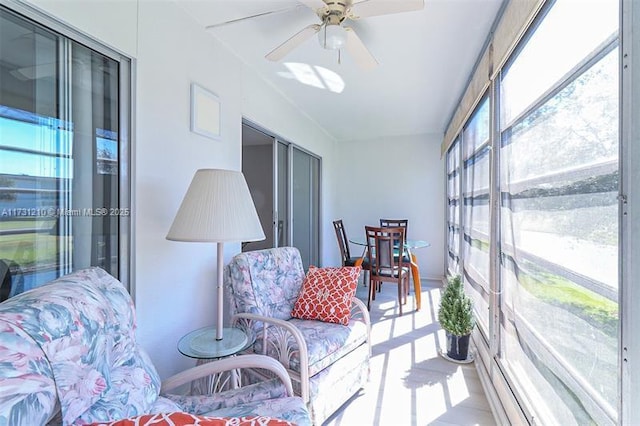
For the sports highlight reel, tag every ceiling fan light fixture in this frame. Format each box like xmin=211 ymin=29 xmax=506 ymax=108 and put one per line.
xmin=319 ymin=24 xmax=347 ymax=50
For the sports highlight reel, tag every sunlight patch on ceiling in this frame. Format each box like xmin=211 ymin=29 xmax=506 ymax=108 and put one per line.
xmin=278 ymin=62 xmax=345 ymax=93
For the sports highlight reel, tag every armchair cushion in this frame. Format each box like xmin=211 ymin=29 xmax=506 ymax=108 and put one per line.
xmin=163 ymin=378 xmax=289 ymax=414
xmin=87 ymin=412 xmax=295 ymax=426
xmin=200 ymin=397 xmax=310 ymax=424
xmin=291 ymin=266 xmax=361 ymax=325
xmin=252 ymin=318 xmax=367 ymax=376
xmin=161 ymin=379 xmax=309 ymax=425
xmin=226 ymin=247 xmax=305 ymax=334
xmin=0 ymin=320 xmax=58 ymax=425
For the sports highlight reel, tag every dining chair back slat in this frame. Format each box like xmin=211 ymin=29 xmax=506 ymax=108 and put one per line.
xmin=379 ymin=219 xmax=408 ymax=238
xmin=365 ymin=226 xmax=410 ymax=315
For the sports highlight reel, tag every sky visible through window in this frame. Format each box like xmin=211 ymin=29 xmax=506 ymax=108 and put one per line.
xmin=0 ymin=108 xmax=72 ymax=178
xmin=502 ymin=0 xmax=618 ymax=126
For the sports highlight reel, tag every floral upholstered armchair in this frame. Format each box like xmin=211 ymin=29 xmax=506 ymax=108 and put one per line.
xmin=224 ymin=247 xmax=371 ymax=425
xmin=0 ymin=267 xmax=311 ymax=425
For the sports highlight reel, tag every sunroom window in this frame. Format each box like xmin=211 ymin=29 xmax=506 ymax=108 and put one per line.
xmin=444 ymin=0 xmax=619 ymax=422
xmin=498 ymin=0 xmax=618 ymax=422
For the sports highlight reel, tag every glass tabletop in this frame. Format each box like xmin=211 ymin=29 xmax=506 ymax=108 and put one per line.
xmin=349 ymin=238 xmax=431 ymax=250
xmin=178 ymin=326 xmax=249 ymax=359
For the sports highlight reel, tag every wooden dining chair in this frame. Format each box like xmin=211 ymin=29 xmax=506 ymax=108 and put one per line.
xmin=379 ymin=218 xmax=412 ymax=289
xmin=333 ymin=220 xmax=369 ymax=284
xmin=365 ymin=226 xmax=410 ymax=315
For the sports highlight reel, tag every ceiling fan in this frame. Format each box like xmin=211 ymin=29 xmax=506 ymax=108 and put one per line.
xmin=207 ymin=0 xmax=425 ymax=70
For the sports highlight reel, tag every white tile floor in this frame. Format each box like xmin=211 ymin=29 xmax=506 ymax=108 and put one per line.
xmin=323 ymin=280 xmax=496 ymax=426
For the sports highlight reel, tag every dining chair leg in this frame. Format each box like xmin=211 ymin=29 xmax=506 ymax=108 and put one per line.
xmin=397 ymin=282 xmax=403 ymax=316
xmin=404 ymin=276 xmax=409 ymax=305
xmin=370 ymin=273 xmax=376 ymax=297
xmin=367 ymin=278 xmax=374 ymax=311
xmin=353 ymin=257 xmax=366 ymax=287
xmin=359 ymin=248 xmax=369 ymax=287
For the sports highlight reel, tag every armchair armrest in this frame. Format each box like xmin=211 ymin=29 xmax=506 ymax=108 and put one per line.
xmin=160 ymin=354 xmax=294 ymax=397
xmin=231 ymin=313 xmax=310 ymax=403
xmin=350 ymin=297 xmax=372 ymax=356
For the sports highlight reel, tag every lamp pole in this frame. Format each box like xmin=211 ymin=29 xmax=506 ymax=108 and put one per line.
xmin=216 ymin=241 xmax=224 ymax=340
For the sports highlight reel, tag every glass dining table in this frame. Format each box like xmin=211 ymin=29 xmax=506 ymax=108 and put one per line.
xmin=348 ymin=238 xmax=431 ymax=311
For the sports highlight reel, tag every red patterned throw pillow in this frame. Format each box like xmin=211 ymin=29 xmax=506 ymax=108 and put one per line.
xmin=87 ymin=412 xmax=295 ymax=426
xmin=291 ymin=265 xmax=361 ymax=325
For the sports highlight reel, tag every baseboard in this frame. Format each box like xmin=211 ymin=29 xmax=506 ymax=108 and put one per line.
xmin=419 ymin=275 xmax=446 ymax=284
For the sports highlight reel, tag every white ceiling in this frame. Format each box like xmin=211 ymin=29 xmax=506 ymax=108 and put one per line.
xmin=177 ymin=0 xmax=504 ymax=142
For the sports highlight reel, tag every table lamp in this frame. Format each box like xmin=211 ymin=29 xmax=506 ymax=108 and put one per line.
xmin=166 ymin=169 xmax=265 ymax=344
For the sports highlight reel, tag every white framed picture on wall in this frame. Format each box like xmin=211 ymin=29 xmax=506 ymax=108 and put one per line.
xmin=190 ymin=83 xmax=221 ymax=140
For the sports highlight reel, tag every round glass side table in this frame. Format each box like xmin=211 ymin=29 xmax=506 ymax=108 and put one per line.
xmin=177 ymin=326 xmax=250 ymax=394
xmin=178 ymin=326 xmax=248 ymax=359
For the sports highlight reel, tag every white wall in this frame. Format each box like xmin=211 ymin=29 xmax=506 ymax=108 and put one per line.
xmin=22 ymin=0 xmax=138 ymax=58
xmin=334 ymin=133 xmax=445 ymax=280
xmin=134 ymin=0 xmax=245 ymax=379
xmin=22 ymin=0 xmax=336 ymax=379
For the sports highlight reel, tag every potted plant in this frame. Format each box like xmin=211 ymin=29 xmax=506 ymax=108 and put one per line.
xmin=438 ymin=274 xmax=475 ymax=361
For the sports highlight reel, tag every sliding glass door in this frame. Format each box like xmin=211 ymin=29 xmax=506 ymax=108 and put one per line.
xmin=0 ymin=4 xmax=131 ymax=296
xmin=291 ymin=146 xmax=320 ymax=269
xmin=242 ymin=122 xmax=320 ymax=268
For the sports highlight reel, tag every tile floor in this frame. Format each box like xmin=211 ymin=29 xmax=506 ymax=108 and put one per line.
xmin=323 ymin=279 xmax=496 ymax=426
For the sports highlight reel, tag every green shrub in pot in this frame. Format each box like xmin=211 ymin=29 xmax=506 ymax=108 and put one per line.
xmin=438 ymin=275 xmax=475 ymax=360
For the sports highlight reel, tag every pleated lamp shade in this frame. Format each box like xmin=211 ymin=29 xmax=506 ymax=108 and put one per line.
xmin=166 ymin=169 xmax=265 ymax=243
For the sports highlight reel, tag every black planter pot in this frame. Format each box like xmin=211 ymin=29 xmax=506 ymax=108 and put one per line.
xmin=446 ymin=332 xmax=470 ymax=361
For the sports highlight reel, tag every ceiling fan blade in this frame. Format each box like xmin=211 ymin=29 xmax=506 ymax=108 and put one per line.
xmin=349 ymin=0 xmax=425 ymax=19
xmin=206 ymin=5 xmax=303 ymax=29
xmin=266 ymin=24 xmax=321 ymax=62
xmin=298 ymin=0 xmax=328 ymax=13
xmin=344 ymin=27 xmax=378 ymax=70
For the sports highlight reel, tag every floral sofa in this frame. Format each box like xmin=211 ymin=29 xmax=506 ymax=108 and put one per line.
xmin=0 ymin=267 xmax=311 ymax=425
xmin=224 ymin=247 xmax=371 ymax=425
